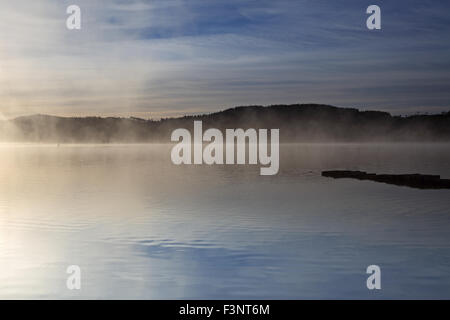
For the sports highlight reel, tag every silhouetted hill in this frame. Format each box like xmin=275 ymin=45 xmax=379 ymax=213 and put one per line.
xmin=1 ymin=104 xmax=450 ymax=142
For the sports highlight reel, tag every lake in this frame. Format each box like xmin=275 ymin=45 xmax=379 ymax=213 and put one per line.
xmin=0 ymin=143 xmax=449 ymax=299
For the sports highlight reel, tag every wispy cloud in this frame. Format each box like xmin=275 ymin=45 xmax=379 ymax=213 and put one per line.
xmin=0 ymin=0 xmax=449 ymax=118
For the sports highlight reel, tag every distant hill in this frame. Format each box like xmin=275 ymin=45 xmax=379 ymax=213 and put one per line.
xmin=1 ymin=104 xmax=450 ymax=142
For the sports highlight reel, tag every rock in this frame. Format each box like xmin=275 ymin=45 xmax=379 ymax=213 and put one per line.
xmin=321 ymin=170 xmax=450 ymax=189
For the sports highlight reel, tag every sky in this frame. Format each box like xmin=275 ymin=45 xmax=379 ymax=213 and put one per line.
xmin=0 ymin=0 xmax=450 ymax=119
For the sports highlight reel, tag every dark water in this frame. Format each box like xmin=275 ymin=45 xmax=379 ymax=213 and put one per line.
xmin=0 ymin=143 xmax=449 ymax=299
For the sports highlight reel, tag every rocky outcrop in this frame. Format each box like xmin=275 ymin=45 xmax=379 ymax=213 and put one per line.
xmin=322 ymin=170 xmax=450 ymax=189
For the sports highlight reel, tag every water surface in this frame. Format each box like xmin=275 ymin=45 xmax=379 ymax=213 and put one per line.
xmin=0 ymin=143 xmax=449 ymax=299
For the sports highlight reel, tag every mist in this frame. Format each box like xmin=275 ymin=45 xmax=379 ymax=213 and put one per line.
xmin=1 ymin=104 xmax=450 ymax=143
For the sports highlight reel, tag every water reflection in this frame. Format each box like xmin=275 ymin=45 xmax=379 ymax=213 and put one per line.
xmin=0 ymin=143 xmax=449 ymax=299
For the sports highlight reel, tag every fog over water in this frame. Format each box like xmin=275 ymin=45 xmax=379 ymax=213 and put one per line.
xmin=0 ymin=143 xmax=449 ymax=299
xmin=2 ymin=105 xmax=450 ymax=144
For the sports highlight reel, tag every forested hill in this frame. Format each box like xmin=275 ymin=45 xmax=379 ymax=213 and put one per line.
xmin=1 ymin=104 xmax=450 ymax=142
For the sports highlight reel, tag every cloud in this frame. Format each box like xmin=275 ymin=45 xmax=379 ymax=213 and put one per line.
xmin=0 ymin=0 xmax=450 ymax=118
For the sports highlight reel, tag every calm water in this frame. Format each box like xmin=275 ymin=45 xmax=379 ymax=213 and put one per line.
xmin=0 ymin=143 xmax=449 ymax=299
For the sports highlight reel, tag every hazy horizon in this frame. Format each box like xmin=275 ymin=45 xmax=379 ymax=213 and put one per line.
xmin=3 ymin=103 xmax=450 ymax=121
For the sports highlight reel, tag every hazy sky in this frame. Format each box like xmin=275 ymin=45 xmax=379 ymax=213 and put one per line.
xmin=1 ymin=0 xmax=450 ymax=118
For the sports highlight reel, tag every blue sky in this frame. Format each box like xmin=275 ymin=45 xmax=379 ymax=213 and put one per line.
xmin=1 ymin=0 xmax=449 ymax=118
